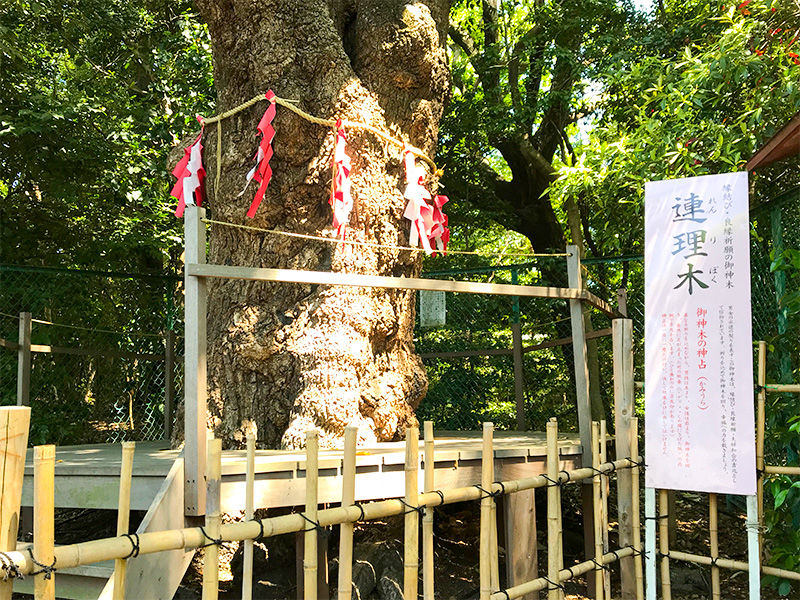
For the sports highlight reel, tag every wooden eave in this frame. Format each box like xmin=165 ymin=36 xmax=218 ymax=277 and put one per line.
xmin=747 ymin=111 xmax=800 ymax=171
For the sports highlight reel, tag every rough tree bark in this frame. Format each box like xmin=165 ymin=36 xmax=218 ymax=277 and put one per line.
xmin=192 ymin=0 xmax=450 ymax=448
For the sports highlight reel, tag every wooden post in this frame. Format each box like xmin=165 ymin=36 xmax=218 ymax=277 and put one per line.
xmin=592 ymin=423 xmax=604 ymax=600
xmin=503 ymin=488 xmax=538 ymax=600
xmin=422 ymin=421 xmax=435 ymax=600
xmin=512 ymin=322 xmax=526 ymax=431
xmin=658 ymin=489 xmax=671 ymax=600
xmin=304 ymin=431 xmax=319 ymax=600
xmin=600 ymin=420 xmax=610 ymax=599
xmin=756 ymin=340 xmax=766 ymax=558
xmin=404 ymin=427 xmax=420 ymax=600
xmin=242 ymin=430 xmax=256 ymax=600
xmin=33 ymin=445 xmax=56 ymax=600
xmin=567 ymin=245 xmax=596 ymax=597
xmin=202 ymin=439 xmax=222 ymax=600
xmin=709 ymin=493 xmax=720 ymax=600
xmin=163 ymin=329 xmax=175 ymax=441
xmin=566 ymin=245 xmax=592 ymax=470
xmin=546 ymin=419 xmax=563 ymax=600
xmin=16 ymin=312 xmax=31 ymax=407
xmin=0 ymin=407 xmax=31 ymax=600
xmin=337 ymin=426 xmax=357 ymax=600
xmin=613 ymin=318 xmax=636 ymax=598
xmin=479 ymin=422 xmax=493 ymax=600
xmin=184 ymin=205 xmax=208 ymax=516
xmin=112 ymin=442 xmax=135 ymax=600
xmin=616 ymin=288 xmax=628 ymax=317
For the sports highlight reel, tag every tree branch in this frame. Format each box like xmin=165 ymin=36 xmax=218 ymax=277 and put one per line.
xmin=508 ymin=24 xmax=543 ymax=131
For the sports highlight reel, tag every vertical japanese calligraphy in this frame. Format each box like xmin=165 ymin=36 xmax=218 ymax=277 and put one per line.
xmin=644 ymin=172 xmax=755 ymax=495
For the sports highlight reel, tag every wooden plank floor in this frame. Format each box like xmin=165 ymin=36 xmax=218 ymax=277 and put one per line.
xmin=21 ymin=430 xmax=583 ymax=512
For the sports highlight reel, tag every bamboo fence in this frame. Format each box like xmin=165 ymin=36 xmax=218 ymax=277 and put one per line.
xmin=0 ymin=416 xmax=645 ymax=600
xmin=643 ymin=340 xmax=800 ymax=596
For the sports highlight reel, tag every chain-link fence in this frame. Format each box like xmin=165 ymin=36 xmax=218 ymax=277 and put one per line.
xmin=413 ymin=256 xmax=616 ymax=432
xmin=415 ymin=186 xmax=800 ymax=432
xmin=0 ymin=265 xmax=183 ymax=446
xmin=4 ymin=188 xmax=797 ymax=445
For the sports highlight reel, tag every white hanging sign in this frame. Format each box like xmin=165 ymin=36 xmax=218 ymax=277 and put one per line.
xmin=419 ymin=290 xmax=446 ymax=328
xmin=644 ymin=172 xmax=756 ymax=495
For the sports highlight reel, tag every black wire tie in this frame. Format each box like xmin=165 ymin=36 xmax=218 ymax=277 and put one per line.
xmin=123 ymin=533 xmax=140 ymax=558
xmin=591 ymin=558 xmax=610 ymax=572
xmin=542 ymin=474 xmax=561 ymax=487
xmin=199 ymin=526 xmax=224 ymax=548
xmin=0 ymin=551 xmax=22 ymax=581
xmin=298 ymin=513 xmax=325 ymax=533
xmin=251 ymin=518 xmax=265 ymax=541
xmin=434 ymin=490 xmax=445 ymax=506
xmin=354 ymin=504 xmax=366 ymax=522
xmin=475 ymin=484 xmax=503 ymax=499
xmin=398 ymin=498 xmax=424 ymax=516
xmin=542 ymin=576 xmax=565 ymax=591
xmin=28 ymin=549 xmax=56 ymax=580
xmin=559 ymin=470 xmax=572 ymax=483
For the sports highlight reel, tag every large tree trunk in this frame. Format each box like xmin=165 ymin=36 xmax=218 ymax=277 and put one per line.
xmin=194 ymin=0 xmax=450 ymax=448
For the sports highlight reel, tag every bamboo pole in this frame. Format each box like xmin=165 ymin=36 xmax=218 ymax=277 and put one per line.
xmin=546 ymin=418 xmax=562 ymax=600
xmin=112 ymin=442 xmax=135 ymax=600
xmin=480 ymin=422 xmax=494 ymax=600
xmin=764 ymin=465 xmax=800 ymax=475
xmin=422 ymin=421 xmax=435 ymax=600
xmin=490 ymin=546 xmax=636 ymax=600
xmin=666 ymin=549 xmax=800 ymax=580
xmin=202 ymin=439 xmax=222 ymax=600
xmin=592 ymin=423 xmax=604 ymax=600
xmin=709 ymin=493 xmax=720 ymax=600
xmin=242 ymin=429 xmax=256 ymax=600
xmin=630 ymin=418 xmax=644 ymax=600
xmin=756 ymin=340 xmax=766 ymax=560
xmin=0 ymin=406 xmax=31 ymax=600
xmin=658 ymin=489 xmax=671 ymax=600
xmin=600 ymin=419 xmax=611 ymax=599
xmin=761 ymin=383 xmax=800 ymax=393
xmin=489 ymin=429 xmax=499 ymax=593
xmin=33 ymin=445 xmax=56 ymax=600
xmin=404 ymin=427 xmax=420 ymax=600
xmin=0 ymin=456 xmax=641 ymax=578
xmin=337 ymin=426 xmax=357 ymax=600
xmin=304 ymin=430 xmax=319 ymax=600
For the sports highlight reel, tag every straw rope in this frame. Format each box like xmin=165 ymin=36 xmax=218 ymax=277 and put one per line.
xmin=202 ymin=218 xmax=570 ymax=259
xmin=198 ymin=92 xmax=440 ymax=173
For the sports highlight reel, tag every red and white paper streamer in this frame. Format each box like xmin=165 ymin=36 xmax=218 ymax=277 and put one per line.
xmin=329 ymin=120 xmax=353 ymax=239
xmin=171 ymin=122 xmax=206 ymax=218
xmin=429 ymin=194 xmax=450 ymax=255
xmin=402 ymin=145 xmax=434 ymax=254
xmin=242 ymin=90 xmax=277 ymax=218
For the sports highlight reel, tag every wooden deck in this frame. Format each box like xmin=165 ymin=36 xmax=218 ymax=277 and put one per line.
xmin=21 ymin=430 xmax=583 ymax=512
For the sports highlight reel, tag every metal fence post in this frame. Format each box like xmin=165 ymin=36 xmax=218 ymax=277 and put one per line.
xmin=511 ymin=268 xmax=525 ymax=430
xmin=164 ymin=329 xmax=175 ymax=441
xmin=16 ymin=312 xmax=31 ymax=407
